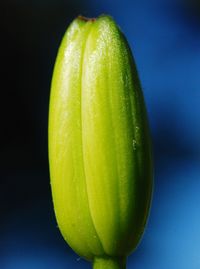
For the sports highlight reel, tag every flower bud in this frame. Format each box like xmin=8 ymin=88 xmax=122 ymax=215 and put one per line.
xmin=49 ymin=15 xmax=153 ymax=269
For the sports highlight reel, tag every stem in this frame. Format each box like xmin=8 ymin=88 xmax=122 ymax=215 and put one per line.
xmin=93 ymin=256 xmax=126 ymax=269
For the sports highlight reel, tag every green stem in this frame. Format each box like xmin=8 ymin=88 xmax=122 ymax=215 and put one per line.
xmin=93 ymin=256 xmax=126 ymax=269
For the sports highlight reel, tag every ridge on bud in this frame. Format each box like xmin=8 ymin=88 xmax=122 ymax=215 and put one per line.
xmin=49 ymin=14 xmax=153 ymax=269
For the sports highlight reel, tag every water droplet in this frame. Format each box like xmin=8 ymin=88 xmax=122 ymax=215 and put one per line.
xmin=133 ymin=139 xmax=137 ymax=150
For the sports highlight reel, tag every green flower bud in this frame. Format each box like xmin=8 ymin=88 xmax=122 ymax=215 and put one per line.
xmin=48 ymin=15 xmax=153 ymax=269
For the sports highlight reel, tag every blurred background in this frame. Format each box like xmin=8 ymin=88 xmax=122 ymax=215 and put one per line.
xmin=1 ymin=0 xmax=200 ymax=268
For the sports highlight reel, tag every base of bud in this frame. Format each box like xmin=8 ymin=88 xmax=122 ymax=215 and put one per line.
xmin=93 ymin=256 xmax=126 ymax=269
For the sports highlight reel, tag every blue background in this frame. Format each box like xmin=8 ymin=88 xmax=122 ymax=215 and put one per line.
xmin=1 ymin=0 xmax=200 ymax=268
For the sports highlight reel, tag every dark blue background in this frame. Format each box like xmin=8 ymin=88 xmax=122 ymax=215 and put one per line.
xmin=1 ymin=0 xmax=200 ymax=268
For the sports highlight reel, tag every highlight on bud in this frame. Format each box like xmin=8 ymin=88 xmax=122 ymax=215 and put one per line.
xmin=48 ymin=14 xmax=153 ymax=269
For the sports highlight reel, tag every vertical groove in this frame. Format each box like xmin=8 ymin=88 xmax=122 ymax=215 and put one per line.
xmin=106 ymin=37 xmax=121 ymax=235
xmin=106 ymin=30 xmax=132 ymax=237
xmin=80 ymin=22 xmax=105 ymax=255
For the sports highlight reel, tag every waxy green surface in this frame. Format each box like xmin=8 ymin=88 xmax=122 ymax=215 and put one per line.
xmin=49 ymin=15 xmax=153 ymax=267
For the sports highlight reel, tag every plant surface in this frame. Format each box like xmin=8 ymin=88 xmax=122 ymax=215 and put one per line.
xmin=48 ymin=14 xmax=153 ymax=269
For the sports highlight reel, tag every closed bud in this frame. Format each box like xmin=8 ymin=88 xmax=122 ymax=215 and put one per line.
xmin=49 ymin=15 xmax=153 ymax=269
